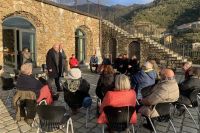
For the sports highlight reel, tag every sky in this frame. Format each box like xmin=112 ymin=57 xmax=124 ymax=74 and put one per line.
xmin=54 ymin=0 xmax=154 ymax=6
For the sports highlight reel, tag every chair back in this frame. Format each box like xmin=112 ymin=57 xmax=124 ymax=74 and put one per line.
xmin=37 ymin=105 xmax=69 ymax=132
xmin=104 ymin=106 xmax=135 ymax=132
xmin=155 ymin=102 xmax=172 ymax=122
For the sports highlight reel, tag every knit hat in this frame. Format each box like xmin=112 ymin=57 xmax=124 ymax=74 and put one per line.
xmin=67 ymin=68 xmax=81 ymax=79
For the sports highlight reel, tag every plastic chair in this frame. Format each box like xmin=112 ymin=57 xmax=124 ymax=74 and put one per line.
xmin=145 ymin=103 xmax=176 ymax=133
xmin=102 ymin=106 xmax=136 ymax=133
xmin=36 ymin=105 xmax=74 ymax=133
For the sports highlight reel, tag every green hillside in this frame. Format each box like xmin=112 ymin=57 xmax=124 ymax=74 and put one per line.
xmin=132 ymin=0 xmax=200 ymax=28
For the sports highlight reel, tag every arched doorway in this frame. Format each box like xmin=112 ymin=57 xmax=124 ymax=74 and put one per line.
xmin=75 ymin=29 xmax=86 ymax=64
xmin=128 ymin=41 xmax=140 ymax=59
xmin=109 ymin=38 xmax=117 ymax=63
xmin=2 ymin=16 xmax=36 ymax=69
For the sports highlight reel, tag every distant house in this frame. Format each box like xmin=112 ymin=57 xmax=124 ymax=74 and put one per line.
xmin=177 ymin=21 xmax=200 ymax=30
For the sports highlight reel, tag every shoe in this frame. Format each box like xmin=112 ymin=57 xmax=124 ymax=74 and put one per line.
xmin=143 ymin=123 xmax=154 ymax=131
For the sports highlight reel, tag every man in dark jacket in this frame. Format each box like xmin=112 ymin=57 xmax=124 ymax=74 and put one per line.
xmin=46 ymin=44 xmax=62 ymax=92
xmin=178 ymin=67 xmax=200 ymax=106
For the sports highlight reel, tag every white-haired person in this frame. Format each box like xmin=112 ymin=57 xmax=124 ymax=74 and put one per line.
xmin=131 ymin=61 xmax=157 ymax=100
xmin=98 ymin=74 xmax=137 ymax=133
xmin=13 ymin=63 xmax=42 ymax=124
xmin=63 ymin=67 xmax=92 ymax=113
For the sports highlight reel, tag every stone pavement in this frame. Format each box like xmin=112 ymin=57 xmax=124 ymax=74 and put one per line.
xmin=0 ymin=70 xmax=199 ymax=133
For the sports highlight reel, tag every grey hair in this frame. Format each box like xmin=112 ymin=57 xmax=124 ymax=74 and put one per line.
xmin=115 ymin=74 xmax=131 ymax=91
xmin=20 ymin=63 xmax=33 ymax=75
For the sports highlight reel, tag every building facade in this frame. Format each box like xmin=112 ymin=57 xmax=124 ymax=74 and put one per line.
xmin=0 ymin=0 xmax=100 ymax=69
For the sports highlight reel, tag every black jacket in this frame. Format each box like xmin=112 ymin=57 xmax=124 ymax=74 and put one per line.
xmin=96 ymin=73 xmax=115 ymax=100
xmin=63 ymin=78 xmax=90 ymax=109
xmin=16 ymin=74 xmax=42 ymax=96
xmin=46 ymin=48 xmax=62 ymax=78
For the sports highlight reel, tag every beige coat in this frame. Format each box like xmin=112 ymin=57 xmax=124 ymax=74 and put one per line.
xmin=13 ymin=90 xmax=36 ymax=121
xmin=139 ymin=79 xmax=179 ymax=118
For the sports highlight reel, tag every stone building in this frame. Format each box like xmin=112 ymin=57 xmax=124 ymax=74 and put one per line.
xmin=0 ymin=0 xmax=100 ymax=69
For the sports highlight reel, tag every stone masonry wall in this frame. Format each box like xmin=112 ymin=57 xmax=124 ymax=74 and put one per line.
xmin=0 ymin=0 xmax=100 ymax=66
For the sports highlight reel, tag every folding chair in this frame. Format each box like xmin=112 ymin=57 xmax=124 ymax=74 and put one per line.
xmin=102 ymin=106 xmax=136 ymax=133
xmin=36 ymin=105 xmax=74 ymax=133
xmin=145 ymin=103 xmax=176 ymax=133
xmin=175 ymin=91 xmax=200 ymax=130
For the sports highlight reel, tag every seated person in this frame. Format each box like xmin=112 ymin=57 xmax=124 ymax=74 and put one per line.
xmin=90 ymin=54 xmax=98 ymax=72
xmin=132 ymin=61 xmax=157 ymax=99
xmin=182 ymin=61 xmax=192 ymax=80
xmin=37 ymin=77 xmax=53 ymax=105
xmin=63 ymin=68 xmax=92 ymax=112
xmin=13 ymin=63 xmax=43 ymax=124
xmin=139 ymin=68 xmax=179 ymax=130
xmin=98 ymin=74 xmax=137 ymax=132
xmin=96 ymin=64 xmax=115 ymax=101
xmin=178 ymin=67 xmax=200 ymax=106
xmin=69 ymin=54 xmax=78 ymax=68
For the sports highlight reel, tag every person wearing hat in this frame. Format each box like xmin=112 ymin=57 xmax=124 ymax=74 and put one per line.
xmin=138 ymin=68 xmax=179 ymax=130
xmin=63 ymin=68 xmax=92 ymax=113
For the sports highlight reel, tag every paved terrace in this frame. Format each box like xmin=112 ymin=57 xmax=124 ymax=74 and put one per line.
xmin=0 ymin=69 xmax=199 ymax=133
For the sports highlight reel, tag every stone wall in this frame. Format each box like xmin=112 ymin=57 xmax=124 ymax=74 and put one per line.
xmin=101 ymin=23 xmax=143 ymax=63
xmin=0 ymin=0 xmax=100 ymax=66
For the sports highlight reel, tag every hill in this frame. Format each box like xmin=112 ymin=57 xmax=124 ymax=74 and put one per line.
xmin=132 ymin=0 xmax=200 ymax=29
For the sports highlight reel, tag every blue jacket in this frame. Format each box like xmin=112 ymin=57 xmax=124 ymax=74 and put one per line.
xmin=132 ymin=69 xmax=157 ymax=99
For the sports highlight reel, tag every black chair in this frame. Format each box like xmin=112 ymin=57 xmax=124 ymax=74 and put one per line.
xmin=1 ymin=72 xmax=16 ymax=106
xmin=146 ymin=103 xmax=176 ymax=133
xmin=36 ymin=105 xmax=74 ymax=133
xmin=102 ymin=106 xmax=136 ymax=133
xmin=64 ymin=90 xmax=91 ymax=128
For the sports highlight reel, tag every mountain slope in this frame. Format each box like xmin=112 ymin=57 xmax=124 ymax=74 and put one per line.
xmin=132 ymin=0 xmax=200 ymax=28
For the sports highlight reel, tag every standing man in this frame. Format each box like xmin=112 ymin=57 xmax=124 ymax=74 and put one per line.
xmin=46 ymin=44 xmax=62 ymax=92
xmin=59 ymin=44 xmax=67 ymax=77
xmin=90 ymin=53 xmax=98 ymax=73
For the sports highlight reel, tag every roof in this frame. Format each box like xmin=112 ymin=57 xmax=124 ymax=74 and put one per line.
xmin=35 ymin=0 xmax=100 ymax=20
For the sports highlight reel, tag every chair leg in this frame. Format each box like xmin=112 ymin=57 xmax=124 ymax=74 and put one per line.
xmin=147 ymin=117 xmax=157 ymax=133
xmin=102 ymin=124 xmax=105 ymax=133
xmin=169 ymin=119 xmax=177 ymax=133
xmin=131 ymin=124 xmax=135 ymax=133
xmin=181 ymin=104 xmax=199 ymax=129
xmin=69 ymin=118 xmax=74 ymax=133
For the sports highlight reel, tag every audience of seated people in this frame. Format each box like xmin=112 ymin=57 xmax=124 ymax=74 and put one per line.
xmin=178 ymin=67 xmax=200 ymax=106
xmin=96 ymin=61 xmax=115 ymax=101
xmin=13 ymin=63 xmax=43 ymax=124
xmin=138 ymin=68 xmax=179 ymax=130
xmin=63 ymin=68 xmax=92 ymax=113
xmin=98 ymin=74 xmax=137 ymax=133
xmin=132 ymin=61 xmax=157 ymax=100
